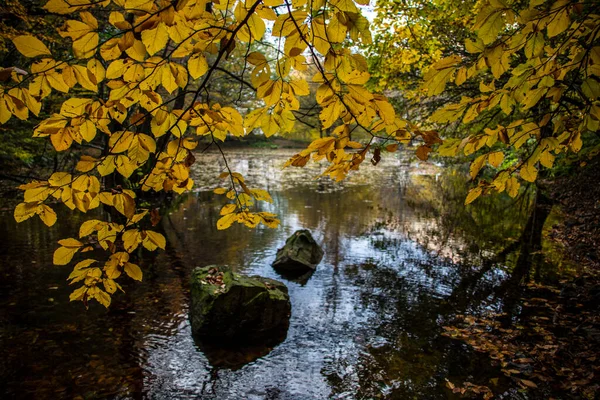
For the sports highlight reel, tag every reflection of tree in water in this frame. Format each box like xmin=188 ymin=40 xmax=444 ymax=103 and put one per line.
xmin=320 ymin=257 xmax=505 ymax=398
xmin=161 ymin=192 xmax=282 ymax=271
xmin=402 ymin=170 xmax=529 ymax=264
xmin=295 ymin=169 xmax=557 ymax=397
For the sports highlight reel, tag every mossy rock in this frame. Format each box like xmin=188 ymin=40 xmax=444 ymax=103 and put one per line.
xmin=190 ymin=266 xmax=291 ymax=341
xmin=272 ymin=230 xmax=324 ymax=274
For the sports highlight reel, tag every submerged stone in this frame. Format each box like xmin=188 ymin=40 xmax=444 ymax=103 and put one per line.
xmin=272 ymin=230 xmax=324 ymax=274
xmin=190 ymin=266 xmax=291 ymax=342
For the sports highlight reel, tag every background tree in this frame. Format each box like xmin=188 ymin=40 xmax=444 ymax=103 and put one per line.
xmin=372 ymin=0 xmax=599 ymax=203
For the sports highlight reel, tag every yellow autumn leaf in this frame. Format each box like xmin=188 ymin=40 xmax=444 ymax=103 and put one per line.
xmin=104 ymin=257 xmax=122 ymax=280
xmin=250 ymin=189 xmax=273 ymax=203
xmin=23 ymin=184 xmax=51 ymax=203
xmin=465 ymin=186 xmax=482 ymax=205
xmin=109 ymin=130 xmax=135 ymax=154
xmin=115 ymin=155 xmax=138 ymax=178
xmin=469 ymin=154 xmax=487 ymax=179
xmin=488 ymin=152 xmax=504 ymax=168
xmin=79 ymin=219 xmax=104 ymax=237
xmin=217 ymin=212 xmax=238 ymax=230
xmin=76 ymin=155 xmax=97 ymax=172
xmin=124 ymin=262 xmax=143 ymax=281
xmin=104 ymin=278 xmax=117 ymax=294
xmin=188 ymin=54 xmax=208 ymax=80
xmin=423 ymin=67 xmax=455 ymax=96
xmin=128 ymin=210 xmax=149 ymax=225
xmin=113 ymin=192 xmax=136 ymax=219
xmin=123 ymin=229 xmax=142 ymax=252
xmin=91 ymin=287 xmax=111 ymax=308
xmin=257 ymin=212 xmax=280 ymax=228
xmin=520 ymin=161 xmax=538 ymax=182
xmin=71 ymin=259 xmax=96 ymax=272
xmin=12 ymin=35 xmax=51 ymax=57
xmin=53 ymin=245 xmax=80 ymax=265
xmin=476 ymin=8 xmax=504 ymax=45
xmin=50 ymin=128 xmax=74 ymax=151
xmin=547 ymin=10 xmax=570 ymax=38
xmin=14 ymin=202 xmax=39 ymax=223
xmin=327 ymin=14 xmax=348 ymax=43
xmin=220 ymin=204 xmax=237 ymax=215
xmin=141 ymin=22 xmax=169 ymax=56
xmin=142 ymin=230 xmax=166 ymax=251
xmin=58 ymin=238 xmax=83 ymax=247
xmin=48 ymin=172 xmax=71 ymax=187
xmin=72 ymin=32 xmax=99 ymax=59
xmin=240 ymin=212 xmax=261 ymax=228
xmin=540 ymin=150 xmax=555 ymax=168
xmin=38 ymin=204 xmax=57 ymax=226
xmin=69 ymin=285 xmax=87 ymax=302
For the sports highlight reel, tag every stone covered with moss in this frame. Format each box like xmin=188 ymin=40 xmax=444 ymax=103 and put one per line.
xmin=190 ymin=265 xmax=291 ymax=341
xmin=272 ymin=229 xmax=324 ymax=273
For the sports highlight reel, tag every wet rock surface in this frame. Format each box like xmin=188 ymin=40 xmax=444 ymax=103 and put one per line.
xmin=272 ymin=230 xmax=324 ymax=274
xmin=190 ymin=266 xmax=291 ymax=342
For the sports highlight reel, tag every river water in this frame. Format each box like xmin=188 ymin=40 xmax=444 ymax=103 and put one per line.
xmin=0 ymin=149 xmax=536 ymax=399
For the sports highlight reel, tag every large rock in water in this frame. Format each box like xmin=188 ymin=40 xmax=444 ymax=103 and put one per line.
xmin=272 ymin=230 xmax=324 ymax=274
xmin=190 ymin=266 xmax=291 ymax=341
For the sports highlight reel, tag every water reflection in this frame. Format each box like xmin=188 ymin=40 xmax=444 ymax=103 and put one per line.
xmin=0 ymin=149 xmax=532 ymax=398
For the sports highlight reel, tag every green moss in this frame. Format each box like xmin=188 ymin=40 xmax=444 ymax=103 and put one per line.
xmin=190 ymin=265 xmax=291 ymax=341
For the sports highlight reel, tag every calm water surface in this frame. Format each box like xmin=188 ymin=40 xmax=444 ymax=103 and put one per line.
xmin=0 ymin=149 xmax=528 ymax=399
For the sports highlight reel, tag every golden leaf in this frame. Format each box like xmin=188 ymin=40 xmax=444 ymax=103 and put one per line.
xmin=23 ymin=185 xmax=51 ymax=203
xmin=475 ymin=8 xmax=504 ymax=45
xmin=104 ymin=278 xmax=117 ymax=294
xmin=142 ymin=22 xmax=169 ymax=56
xmin=48 ymin=172 xmax=72 ymax=187
xmin=124 ymin=262 xmax=143 ymax=281
xmin=79 ymin=219 xmax=104 ymax=237
xmin=250 ymin=188 xmax=273 ymax=203
xmin=470 ymin=154 xmax=487 ymax=179
xmin=123 ymin=229 xmax=142 ymax=252
xmin=506 ymin=176 xmax=520 ymax=198
xmin=69 ymin=286 xmax=87 ymax=302
xmin=188 ymin=54 xmax=208 ymax=80
xmin=217 ymin=213 xmax=238 ymax=230
xmin=113 ymin=192 xmax=136 ymax=219
xmin=220 ymin=204 xmax=237 ymax=215
xmin=423 ymin=67 xmax=455 ymax=96
xmin=53 ymin=245 xmax=80 ymax=265
xmin=12 ymin=35 xmax=51 ymax=57
xmin=73 ymin=32 xmax=99 ymax=59
xmin=257 ymin=212 xmax=280 ymax=228
xmin=547 ymin=10 xmax=570 ymax=38
xmin=142 ymin=230 xmax=166 ymax=251
xmin=76 ymin=155 xmax=97 ymax=172
xmin=488 ymin=152 xmax=504 ymax=168
xmin=465 ymin=186 xmax=482 ymax=205
xmin=540 ymin=150 xmax=555 ymax=168
xmin=14 ymin=202 xmax=39 ymax=223
xmin=38 ymin=204 xmax=57 ymax=227
xmin=520 ymin=161 xmax=538 ymax=182
xmin=91 ymin=288 xmax=111 ymax=308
